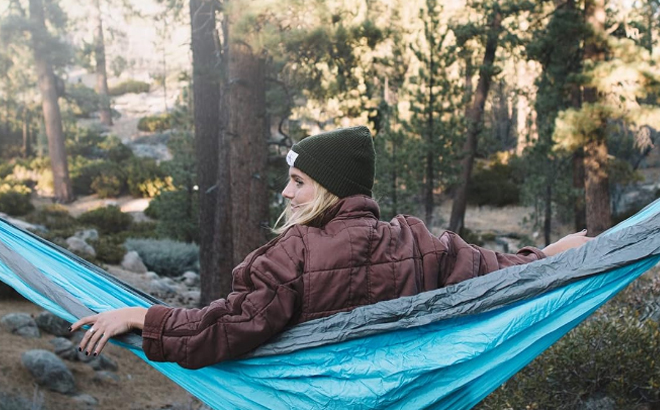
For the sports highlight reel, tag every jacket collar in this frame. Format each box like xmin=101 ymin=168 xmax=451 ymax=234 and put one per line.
xmin=311 ymin=195 xmax=380 ymax=227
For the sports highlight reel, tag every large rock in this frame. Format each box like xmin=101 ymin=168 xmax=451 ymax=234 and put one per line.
xmin=89 ymin=354 xmax=118 ymax=372
xmin=149 ymin=278 xmax=176 ymax=298
xmin=1 ymin=312 xmax=40 ymax=338
xmin=50 ymin=337 xmax=78 ymax=361
xmin=74 ymin=229 xmax=99 ymax=242
xmin=35 ymin=310 xmax=71 ymax=337
xmin=66 ymin=236 xmax=96 ymax=257
xmin=122 ymin=251 xmax=148 ymax=273
xmin=21 ymin=349 xmax=76 ymax=394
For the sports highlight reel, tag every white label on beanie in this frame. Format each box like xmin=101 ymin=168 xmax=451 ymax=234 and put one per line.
xmin=286 ymin=150 xmax=298 ymax=167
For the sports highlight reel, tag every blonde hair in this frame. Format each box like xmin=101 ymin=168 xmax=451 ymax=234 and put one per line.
xmin=273 ymin=180 xmax=340 ymax=234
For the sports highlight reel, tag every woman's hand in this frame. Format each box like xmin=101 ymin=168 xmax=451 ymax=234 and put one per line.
xmin=543 ymin=230 xmax=593 ymax=257
xmin=70 ymin=307 xmax=147 ymax=356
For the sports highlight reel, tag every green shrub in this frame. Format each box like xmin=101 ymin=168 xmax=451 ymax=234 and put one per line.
xmin=66 ymin=127 xmax=106 ymax=158
xmin=65 ymin=83 xmax=100 ymax=118
xmin=25 ymin=204 xmax=77 ymax=230
xmin=70 ymin=158 xmax=126 ymax=197
xmin=99 ymin=136 xmax=133 ymax=163
xmin=124 ymin=238 xmax=199 ymax=277
xmin=125 ymin=158 xmax=172 ymax=198
xmin=138 ymin=114 xmax=175 ymax=132
xmin=145 ymin=190 xmax=199 ymax=242
xmin=91 ymin=173 xmax=123 ymax=198
xmin=78 ymin=206 xmax=132 ymax=234
xmin=108 ymin=79 xmax=150 ymax=96
xmin=468 ymin=162 xmax=521 ymax=207
xmin=0 ymin=184 xmax=34 ymax=216
xmin=0 ymin=162 xmax=14 ymax=179
xmin=89 ymin=237 xmax=126 ymax=265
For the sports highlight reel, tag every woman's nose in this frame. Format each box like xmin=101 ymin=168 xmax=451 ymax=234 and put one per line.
xmin=282 ymin=182 xmax=294 ymax=199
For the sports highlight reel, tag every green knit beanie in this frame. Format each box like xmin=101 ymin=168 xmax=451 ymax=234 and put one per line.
xmin=286 ymin=126 xmax=375 ymax=198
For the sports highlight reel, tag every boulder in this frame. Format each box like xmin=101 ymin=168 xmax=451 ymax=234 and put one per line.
xmin=35 ymin=310 xmax=71 ymax=337
xmin=66 ymin=236 xmax=96 ymax=257
xmin=21 ymin=349 xmax=76 ymax=394
xmin=74 ymin=229 xmax=99 ymax=242
xmin=50 ymin=337 xmax=78 ymax=361
xmin=1 ymin=312 xmax=40 ymax=338
xmin=89 ymin=354 xmax=118 ymax=372
xmin=144 ymin=271 xmax=159 ymax=280
xmin=182 ymin=271 xmax=200 ymax=287
xmin=179 ymin=290 xmax=201 ymax=307
xmin=122 ymin=251 xmax=148 ymax=273
xmin=149 ymin=278 xmax=176 ymax=298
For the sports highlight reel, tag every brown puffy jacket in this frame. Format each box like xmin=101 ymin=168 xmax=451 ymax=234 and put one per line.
xmin=142 ymin=195 xmax=545 ymax=369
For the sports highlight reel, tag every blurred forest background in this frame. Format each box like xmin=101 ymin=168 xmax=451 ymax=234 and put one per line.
xmin=1 ymin=0 xmax=660 ymax=408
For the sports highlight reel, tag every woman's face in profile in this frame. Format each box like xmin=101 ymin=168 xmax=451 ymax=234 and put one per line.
xmin=282 ymin=167 xmax=316 ymax=214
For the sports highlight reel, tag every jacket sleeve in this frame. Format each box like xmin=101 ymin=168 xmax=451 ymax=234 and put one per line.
xmin=141 ymin=234 xmax=303 ymax=369
xmin=438 ymin=231 xmax=546 ymax=287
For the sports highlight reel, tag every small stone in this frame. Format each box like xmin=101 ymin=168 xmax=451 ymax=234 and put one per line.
xmin=149 ymin=279 xmax=176 ymax=297
xmin=66 ymin=236 xmax=96 ymax=257
xmin=73 ymin=393 xmax=98 ymax=406
xmin=35 ymin=310 xmax=71 ymax=337
xmin=93 ymin=370 xmax=120 ymax=384
xmin=182 ymin=271 xmax=199 ymax=287
xmin=1 ymin=313 xmax=40 ymax=338
xmin=89 ymin=354 xmax=118 ymax=372
xmin=77 ymin=349 xmax=96 ymax=363
xmin=144 ymin=271 xmax=159 ymax=280
xmin=121 ymin=251 xmax=148 ymax=273
xmin=50 ymin=337 xmax=78 ymax=361
xmin=21 ymin=349 xmax=75 ymax=394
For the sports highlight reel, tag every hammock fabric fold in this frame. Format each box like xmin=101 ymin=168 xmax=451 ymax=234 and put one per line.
xmin=1 ymin=199 xmax=660 ymax=410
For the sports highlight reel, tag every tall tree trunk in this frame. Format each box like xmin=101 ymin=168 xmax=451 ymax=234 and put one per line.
xmin=94 ymin=0 xmax=112 ymax=126
xmin=449 ymin=11 xmax=502 ymax=233
xmin=29 ymin=0 xmax=73 ymax=203
xmin=227 ymin=41 xmax=269 ymax=263
xmin=572 ymin=147 xmax=587 ymax=230
xmin=190 ymin=0 xmax=232 ymax=305
xmin=583 ymin=0 xmax=611 ymax=235
xmin=22 ymin=108 xmax=31 ymax=158
xmin=425 ymin=38 xmax=435 ymax=226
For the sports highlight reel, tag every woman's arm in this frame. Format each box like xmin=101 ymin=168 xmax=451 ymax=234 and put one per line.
xmin=542 ymin=230 xmax=593 ymax=257
xmin=70 ymin=307 xmax=147 ymax=356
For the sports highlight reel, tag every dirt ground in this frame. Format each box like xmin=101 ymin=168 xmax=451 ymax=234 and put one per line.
xmin=0 ymin=296 xmax=201 ymax=410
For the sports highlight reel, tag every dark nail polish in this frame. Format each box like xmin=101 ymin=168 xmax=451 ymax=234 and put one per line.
xmin=93 ymin=353 xmax=97 ymax=357
xmin=85 ymin=351 xmax=89 ymax=356
xmin=68 ymin=327 xmax=72 ymax=332
xmin=78 ymin=347 xmax=82 ymax=352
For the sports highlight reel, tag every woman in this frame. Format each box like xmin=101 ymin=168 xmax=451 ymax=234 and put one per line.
xmin=71 ymin=126 xmax=591 ymax=369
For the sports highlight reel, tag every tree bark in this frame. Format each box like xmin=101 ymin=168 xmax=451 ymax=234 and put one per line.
xmin=94 ymin=0 xmax=112 ymax=126
xmin=29 ymin=0 xmax=73 ymax=203
xmin=22 ymin=108 xmax=31 ymax=158
xmin=226 ymin=41 xmax=269 ymax=264
xmin=583 ymin=0 xmax=611 ymax=235
xmin=425 ymin=34 xmax=435 ymax=226
xmin=190 ymin=0 xmax=232 ymax=305
xmin=449 ymin=11 xmax=502 ymax=233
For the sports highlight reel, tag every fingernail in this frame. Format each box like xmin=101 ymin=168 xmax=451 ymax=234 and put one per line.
xmin=68 ymin=327 xmax=72 ymax=332
xmin=78 ymin=347 xmax=82 ymax=352
xmin=93 ymin=352 xmax=97 ymax=357
xmin=85 ymin=351 xmax=89 ymax=356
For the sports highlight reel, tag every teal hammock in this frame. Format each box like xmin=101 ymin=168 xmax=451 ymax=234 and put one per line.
xmin=1 ymin=199 xmax=660 ymax=410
